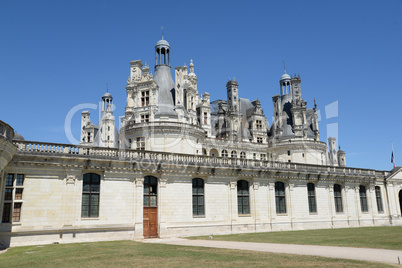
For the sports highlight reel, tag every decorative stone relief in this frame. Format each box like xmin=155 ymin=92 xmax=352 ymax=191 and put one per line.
xmin=253 ymin=182 xmax=259 ymax=190
xmin=159 ymin=178 xmax=167 ymax=188
xmin=135 ymin=178 xmax=144 ymax=187
xmin=66 ymin=175 xmax=76 ymax=185
xmin=268 ymin=182 xmax=275 ymax=190
xmin=289 ymin=183 xmax=294 ymax=191
xmin=230 ymin=181 xmax=236 ymax=189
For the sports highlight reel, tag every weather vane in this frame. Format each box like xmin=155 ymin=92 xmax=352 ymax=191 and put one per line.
xmin=106 ymin=82 xmax=108 ymax=93
xmin=161 ymin=26 xmax=164 ymax=40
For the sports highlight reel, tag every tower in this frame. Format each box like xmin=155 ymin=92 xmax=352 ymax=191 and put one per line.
xmin=99 ymin=91 xmax=117 ymax=148
xmin=153 ymin=37 xmax=177 ymax=118
xmin=227 ymin=78 xmax=239 ymax=113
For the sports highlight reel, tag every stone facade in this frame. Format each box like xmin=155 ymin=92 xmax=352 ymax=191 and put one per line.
xmin=1 ymin=38 xmax=402 ymax=248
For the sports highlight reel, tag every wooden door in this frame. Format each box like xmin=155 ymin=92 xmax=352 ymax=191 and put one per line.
xmin=143 ymin=207 xmax=157 ymax=238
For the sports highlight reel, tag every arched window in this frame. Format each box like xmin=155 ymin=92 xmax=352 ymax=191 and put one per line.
xmin=375 ymin=186 xmax=383 ymax=213
xmin=144 ymin=176 xmax=157 ymax=207
xmin=334 ymin=184 xmax=343 ymax=213
xmin=231 ymin=151 xmax=237 ymax=158
xmin=237 ymin=180 xmax=249 ymax=214
xmin=192 ymin=178 xmax=204 ymax=216
xmin=240 ymin=151 xmax=246 ymax=159
xmin=221 ymin=150 xmax=228 ymax=158
xmin=275 ymin=181 xmax=286 ymax=214
xmin=307 ymin=183 xmax=317 ymax=213
xmin=359 ymin=185 xmax=368 ymax=212
xmin=82 ymin=173 xmax=100 ymax=218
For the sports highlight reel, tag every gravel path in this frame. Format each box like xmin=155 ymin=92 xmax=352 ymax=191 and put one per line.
xmin=141 ymin=238 xmax=402 ymax=265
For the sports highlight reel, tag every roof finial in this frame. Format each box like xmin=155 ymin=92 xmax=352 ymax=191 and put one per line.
xmin=283 ymin=60 xmax=286 ymax=74
xmin=161 ymin=26 xmax=164 ymax=40
xmin=106 ymin=82 xmax=108 ymax=93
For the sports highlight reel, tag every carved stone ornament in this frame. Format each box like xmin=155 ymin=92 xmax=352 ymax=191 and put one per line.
xmin=159 ymin=178 xmax=167 ymax=188
xmin=253 ymin=182 xmax=260 ymax=190
xmin=289 ymin=183 xmax=294 ymax=191
xmin=135 ymin=178 xmax=144 ymax=187
xmin=66 ymin=175 xmax=76 ymax=185
xmin=230 ymin=181 xmax=237 ymax=189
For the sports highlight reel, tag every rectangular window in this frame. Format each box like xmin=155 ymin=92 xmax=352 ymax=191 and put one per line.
xmin=141 ymin=91 xmax=150 ymax=106
xmin=192 ymin=178 xmax=205 ymax=216
xmin=141 ymin=114 xmax=149 ymax=122
xmin=237 ymin=180 xmax=250 ymax=215
xmin=256 ymin=120 xmax=262 ymax=129
xmin=257 ymin=137 xmax=263 ymax=143
xmin=204 ymin=112 xmax=208 ymax=125
xmin=375 ymin=186 xmax=384 ymax=213
xmin=12 ymin=203 xmax=22 ymax=222
xmin=334 ymin=184 xmax=343 ymax=213
xmin=275 ymin=182 xmax=286 ymax=214
xmin=260 ymin=154 xmax=266 ymax=161
xmin=81 ymin=173 xmax=100 ymax=218
xmin=137 ymin=137 xmax=145 ymax=150
xmin=3 ymin=173 xmax=25 ymax=223
xmin=307 ymin=183 xmax=317 ymax=213
xmin=359 ymin=185 xmax=368 ymax=212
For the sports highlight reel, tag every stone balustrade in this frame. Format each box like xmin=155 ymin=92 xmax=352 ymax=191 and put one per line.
xmin=13 ymin=140 xmax=385 ymax=178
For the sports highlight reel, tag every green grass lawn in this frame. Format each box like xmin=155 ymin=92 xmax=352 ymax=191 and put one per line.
xmin=0 ymin=240 xmax=392 ymax=268
xmin=190 ymin=226 xmax=402 ymax=250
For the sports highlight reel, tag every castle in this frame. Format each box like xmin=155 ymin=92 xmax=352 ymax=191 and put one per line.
xmin=1 ymin=37 xmax=401 ymax=247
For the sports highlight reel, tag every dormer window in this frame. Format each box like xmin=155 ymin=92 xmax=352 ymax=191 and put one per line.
xmin=141 ymin=91 xmax=150 ymax=106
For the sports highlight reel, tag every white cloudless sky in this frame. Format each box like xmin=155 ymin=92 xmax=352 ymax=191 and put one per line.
xmin=1 ymin=0 xmax=401 ymax=170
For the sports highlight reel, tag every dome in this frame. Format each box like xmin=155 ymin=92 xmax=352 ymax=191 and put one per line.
xmin=280 ymin=73 xmax=291 ymax=81
xmin=13 ymin=132 xmax=25 ymax=141
xmin=156 ymin=39 xmax=170 ymax=47
xmin=102 ymin=92 xmax=112 ymax=99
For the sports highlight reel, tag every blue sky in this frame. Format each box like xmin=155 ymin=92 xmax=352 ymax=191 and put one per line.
xmin=1 ymin=0 xmax=401 ymax=170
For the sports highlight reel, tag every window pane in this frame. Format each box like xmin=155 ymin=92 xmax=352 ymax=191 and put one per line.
xmin=144 ymin=185 xmax=149 ymax=194
xmin=143 ymin=196 xmax=149 ymax=206
xmin=81 ymin=205 xmax=89 ymax=217
xmin=6 ymin=174 xmax=14 ymax=186
xmin=91 ymin=183 xmax=100 ymax=193
xmin=4 ymin=189 xmax=12 ymax=200
xmin=90 ymin=206 xmax=99 ymax=217
xmin=13 ymin=203 xmax=22 ymax=222
xmin=83 ymin=183 xmax=90 ymax=192
xmin=150 ymin=196 xmax=157 ymax=206
xmin=198 ymin=205 xmax=204 ymax=215
xmin=16 ymin=174 xmax=24 ymax=186
xmin=91 ymin=194 xmax=99 ymax=205
xmin=2 ymin=203 xmax=11 ymax=223
xmin=15 ymin=189 xmax=23 ymax=200
xmin=82 ymin=194 xmax=89 ymax=205
xmin=198 ymin=196 xmax=204 ymax=205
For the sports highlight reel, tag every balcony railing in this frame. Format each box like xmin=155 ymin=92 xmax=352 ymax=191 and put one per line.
xmin=14 ymin=140 xmax=385 ymax=178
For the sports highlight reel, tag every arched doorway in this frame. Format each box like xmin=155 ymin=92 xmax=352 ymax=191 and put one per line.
xmin=143 ymin=176 xmax=158 ymax=238
xmin=399 ymin=190 xmax=402 ymax=215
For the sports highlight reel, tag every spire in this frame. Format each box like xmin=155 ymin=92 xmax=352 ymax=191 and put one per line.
xmin=161 ymin=26 xmax=164 ymax=40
